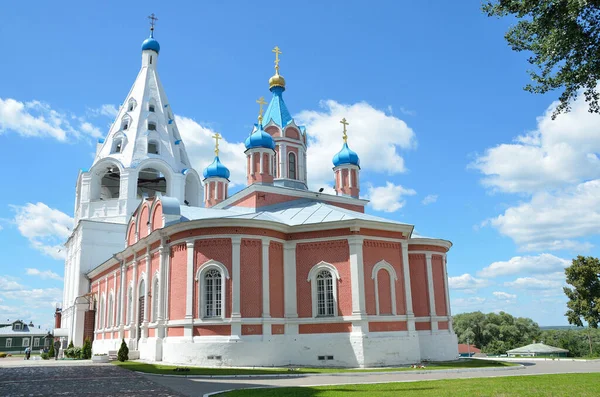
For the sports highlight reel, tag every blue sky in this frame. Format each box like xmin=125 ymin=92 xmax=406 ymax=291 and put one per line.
xmin=1 ymin=0 xmax=599 ymax=330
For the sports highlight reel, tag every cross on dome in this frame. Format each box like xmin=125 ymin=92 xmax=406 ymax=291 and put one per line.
xmin=148 ymin=13 xmax=158 ymax=34
xmin=340 ymin=118 xmax=349 ymax=143
xmin=272 ymin=46 xmax=282 ymax=74
xmin=269 ymin=46 xmax=286 ymax=90
xmin=212 ymin=133 xmax=222 ymax=156
xmin=256 ymin=96 xmax=267 ymax=124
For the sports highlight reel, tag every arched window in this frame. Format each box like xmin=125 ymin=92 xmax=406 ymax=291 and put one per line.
xmin=152 ymin=277 xmax=159 ymax=322
xmin=128 ymin=98 xmax=137 ymax=112
xmin=137 ymin=168 xmax=168 ymax=198
xmin=112 ymin=138 xmax=123 ymax=154
xmin=147 ymin=140 xmax=159 ymax=155
xmin=288 ymin=152 xmax=296 ymax=179
xmin=197 ymin=260 xmax=229 ymax=319
xmin=371 ymin=260 xmax=398 ymax=316
xmin=148 ymin=121 xmax=157 ymax=131
xmin=98 ymin=295 xmax=105 ymax=329
xmin=316 ymin=270 xmax=334 ymax=317
xmin=121 ymin=115 xmax=131 ymax=131
xmin=107 ymin=294 xmax=114 ymax=328
xmin=204 ymin=269 xmax=222 ymax=318
xmin=308 ymin=262 xmax=340 ymax=318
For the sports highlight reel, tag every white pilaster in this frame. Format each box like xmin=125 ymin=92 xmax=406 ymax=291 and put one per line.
xmin=281 ymin=143 xmax=287 ymax=178
xmin=112 ymin=271 xmax=117 ymax=327
xmin=157 ymin=239 xmax=167 ymax=322
xmin=425 ymin=253 xmax=437 ymax=331
xmin=231 ymin=236 xmax=242 ymax=337
xmin=348 ymin=236 xmax=366 ymax=316
xmin=442 ymin=254 xmax=452 ymax=330
xmin=262 ymin=238 xmax=270 ymax=318
xmin=283 ymin=242 xmax=298 ymax=334
xmin=131 ymin=258 xmax=138 ymax=331
xmin=259 ymin=151 xmax=264 ymax=174
xmin=400 ymin=241 xmax=415 ymax=332
xmin=119 ymin=261 xmax=126 ymax=326
xmin=144 ymin=251 xmax=150 ymax=323
xmin=184 ymin=241 xmax=195 ymax=339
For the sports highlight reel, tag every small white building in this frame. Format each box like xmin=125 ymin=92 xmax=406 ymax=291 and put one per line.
xmin=507 ymin=343 xmax=569 ymax=357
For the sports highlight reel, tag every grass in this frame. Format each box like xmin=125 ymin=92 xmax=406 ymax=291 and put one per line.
xmin=113 ymin=358 xmax=515 ymax=376
xmin=219 ymin=373 xmax=600 ymax=396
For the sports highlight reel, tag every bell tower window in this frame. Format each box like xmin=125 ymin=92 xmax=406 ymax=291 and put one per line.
xmin=149 ymin=104 xmax=155 ymax=112
xmin=148 ymin=121 xmax=157 ymax=131
xmin=288 ymin=152 xmax=296 ymax=179
xmin=112 ymin=138 xmax=123 ymax=154
xmin=147 ymin=140 xmax=159 ymax=155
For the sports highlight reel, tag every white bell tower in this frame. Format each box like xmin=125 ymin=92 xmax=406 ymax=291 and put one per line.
xmin=59 ymin=18 xmax=203 ymax=347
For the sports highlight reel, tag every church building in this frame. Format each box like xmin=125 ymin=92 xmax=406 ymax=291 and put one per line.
xmin=57 ymin=20 xmax=458 ymax=367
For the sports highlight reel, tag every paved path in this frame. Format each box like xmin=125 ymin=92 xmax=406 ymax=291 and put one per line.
xmin=0 ymin=359 xmax=186 ymax=397
xmin=143 ymin=359 xmax=600 ymax=396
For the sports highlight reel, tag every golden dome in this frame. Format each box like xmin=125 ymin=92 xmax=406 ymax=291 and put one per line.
xmin=269 ymin=73 xmax=286 ymax=89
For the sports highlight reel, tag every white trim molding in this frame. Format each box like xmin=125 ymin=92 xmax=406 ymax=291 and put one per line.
xmin=307 ymin=261 xmax=341 ymax=318
xmin=371 ymin=260 xmax=398 ymax=316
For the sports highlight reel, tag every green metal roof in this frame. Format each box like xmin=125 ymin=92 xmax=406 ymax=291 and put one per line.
xmin=506 ymin=343 xmax=568 ymax=354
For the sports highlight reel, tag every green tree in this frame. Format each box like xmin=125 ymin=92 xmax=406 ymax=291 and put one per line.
xmin=117 ymin=339 xmax=129 ymax=362
xmin=564 ymin=256 xmax=600 ymax=356
xmin=82 ymin=338 xmax=92 ymax=360
xmin=483 ymin=1 xmax=600 ymax=118
xmin=48 ymin=341 xmax=55 ymax=359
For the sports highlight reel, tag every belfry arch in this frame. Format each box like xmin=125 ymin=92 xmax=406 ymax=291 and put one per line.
xmin=90 ymin=161 xmax=122 ymax=201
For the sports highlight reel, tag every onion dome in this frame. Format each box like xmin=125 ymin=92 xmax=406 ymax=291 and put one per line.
xmin=141 ymin=33 xmax=160 ymax=54
xmin=269 ymin=73 xmax=286 ymax=91
xmin=333 ymin=143 xmax=360 ymax=168
xmin=203 ymin=156 xmax=230 ymax=179
xmin=245 ymin=124 xmax=276 ymax=150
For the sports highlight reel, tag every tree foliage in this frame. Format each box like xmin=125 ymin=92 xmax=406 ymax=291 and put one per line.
xmin=117 ymin=339 xmax=129 ymax=362
xmin=483 ymin=0 xmax=600 ymax=118
xmin=48 ymin=341 xmax=55 ymax=358
xmin=453 ymin=311 xmax=541 ymax=354
xmin=564 ymin=256 xmax=600 ymax=328
xmin=82 ymin=338 xmax=92 ymax=360
xmin=541 ymin=328 xmax=600 ymax=357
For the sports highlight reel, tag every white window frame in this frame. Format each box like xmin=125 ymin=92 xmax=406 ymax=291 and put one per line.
xmin=22 ymin=338 xmax=29 ymax=347
xmin=196 ymin=260 xmax=229 ymax=319
xmin=107 ymin=292 xmax=114 ymax=328
xmin=151 ymin=273 xmax=159 ymax=322
xmin=33 ymin=338 xmax=40 ymax=347
xmin=6 ymin=338 xmax=12 ymax=347
xmin=307 ymin=261 xmax=341 ymax=318
xmin=98 ymin=294 xmax=105 ymax=329
xmin=147 ymin=140 xmax=160 ymax=155
xmin=288 ymin=152 xmax=297 ymax=179
xmin=127 ymin=285 xmax=133 ymax=325
xmin=371 ymin=260 xmax=399 ymax=316
xmin=14 ymin=323 xmax=22 ymax=331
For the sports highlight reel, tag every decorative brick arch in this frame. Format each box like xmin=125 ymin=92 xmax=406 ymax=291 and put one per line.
xmin=307 ymin=261 xmax=341 ymax=318
xmin=150 ymin=200 xmax=163 ymax=231
xmin=371 ymin=260 xmax=398 ymax=316
xmin=138 ymin=204 xmax=150 ymax=239
xmin=195 ymin=260 xmax=230 ymax=319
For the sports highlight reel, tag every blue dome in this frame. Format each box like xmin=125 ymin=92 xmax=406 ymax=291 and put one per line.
xmin=333 ymin=142 xmax=360 ymax=168
xmin=203 ymin=156 xmax=230 ymax=179
xmin=244 ymin=125 xmax=276 ymax=150
xmin=141 ymin=36 xmax=160 ymax=53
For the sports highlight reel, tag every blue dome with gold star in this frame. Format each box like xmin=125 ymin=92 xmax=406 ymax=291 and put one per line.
xmin=203 ymin=156 xmax=230 ymax=179
xmin=245 ymin=124 xmax=275 ymax=150
xmin=333 ymin=143 xmax=360 ymax=168
xmin=141 ymin=34 xmax=160 ymax=53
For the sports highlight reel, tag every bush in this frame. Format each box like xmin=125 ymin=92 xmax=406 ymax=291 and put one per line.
xmin=82 ymin=338 xmax=92 ymax=360
xmin=67 ymin=340 xmax=74 ymax=349
xmin=117 ymin=339 xmax=129 ymax=362
xmin=64 ymin=346 xmax=82 ymax=359
xmin=41 ymin=353 xmax=49 ymax=360
xmin=0 ymin=352 xmax=7 ymax=358
xmin=48 ymin=342 xmax=55 ymax=358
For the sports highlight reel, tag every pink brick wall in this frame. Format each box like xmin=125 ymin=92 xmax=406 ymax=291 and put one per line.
xmin=193 ymin=239 xmax=232 ymax=318
xmin=415 ymin=322 xmax=431 ymax=331
xmin=377 ymin=269 xmax=393 ymax=315
xmin=409 ymin=254 xmax=429 ymax=317
xmin=296 ymin=240 xmax=351 ymax=318
xmin=169 ymin=243 xmax=187 ymax=320
xmin=194 ymin=325 xmax=231 ymax=336
xmin=139 ymin=205 xmax=149 ymax=239
xmin=368 ymin=321 xmax=408 ymax=332
xmin=240 ymin=239 xmax=262 ymax=318
xmin=408 ymin=244 xmax=448 ymax=253
xmin=148 ymin=328 xmax=155 ymax=337
xmin=170 ymin=227 xmax=286 ymax=243
xmin=285 ymin=126 xmax=300 ymax=139
xmin=363 ymin=241 xmax=406 ymax=315
xmin=269 ymin=242 xmax=284 ymax=318
xmin=168 ymin=327 xmax=184 ymax=337
xmin=438 ymin=321 xmax=449 ymax=330
xmin=432 ymin=255 xmax=447 ymax=316
xmin=241 ymin=324 xmax=263 ymax=335
xmin=127 ymin=223 xmax=136 ymax=246
xmin=299 ymin=323 xmax=352 ymax=334
xmin=151 ymin=202 xmax=163 ymax=231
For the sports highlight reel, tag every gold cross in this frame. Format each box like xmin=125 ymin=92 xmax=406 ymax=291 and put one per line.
xmin=272 ymin=46 xmax=282 ymax=73
xmin=256 ymin=96 xmax=267 ymax=124
xmin=340 ymin=118 xmax=349 ymax=143
xmin=212 ymin=133 xmax=222 ymax=156
xmin=148 ymin=13 xmax=159 ymax=32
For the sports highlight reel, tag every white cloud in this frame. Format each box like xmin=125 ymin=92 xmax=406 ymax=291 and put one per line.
xmin=0 ymin=97 xmax=102 ymax=141
xmin=448 ymin=273 xmax=490 ymax=293
xmin=0 ymin=288 xmax=63 ymax=309
xmin=504 ymin=271 xmax=565 ymax=292
xmin=0 ymin=276 xmax=24 ymax=291
xmin=478 ymin=254 xmax=571 ymax=278
xmin=11 ymin=202 xmax=73 ymax=260
xmin=492 ymin=291 xmax=517 ymax=301
xmin=365 ymin=182 xmax=416 ymax=212
xmin=26 ymin=268 xmax=62 ymax=281
xmin=89 ymin=104 xmax=119 ymax=118
xmin=452 ymin=296 xmax=487 ymax=308
xmin=421 ymin=194 xmax=438 ymax=205
xmin=471 ymin=94 xmax=600 ymax=194
xmin=175 ymin=115 xmax=247 ymax=187
xmin=295 ymin=100 xmax=417 ymax=189
xmin=486 ymin=180 xmax=600 ymax=251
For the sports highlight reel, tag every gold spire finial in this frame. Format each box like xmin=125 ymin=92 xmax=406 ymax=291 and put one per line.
xmin=212 ymin=133 xmax=222 ymax=156
xmin=256 ymin=96 xmax=267 ymax=124
xmin=272 ymin=46 xmax=282 ymax=75
xmin=340 ymin=118 xmax=349 ymax=143
xmin=148 ymin=13 xmax=158 ymax=33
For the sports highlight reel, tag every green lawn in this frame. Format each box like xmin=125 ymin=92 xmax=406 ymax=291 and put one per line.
xmin=220 ymin=373 xmax=600 ymax=396
xmin=114 ymin=359 xmax=515 ymax=376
